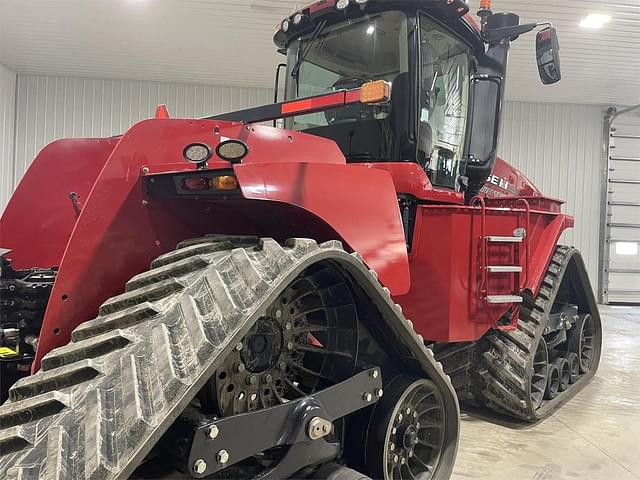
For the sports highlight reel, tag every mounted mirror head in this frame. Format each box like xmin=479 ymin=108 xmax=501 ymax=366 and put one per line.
xmin=467 ymin=75 xmax=502 ymax=167
xmin=536 ymin=27 xmax=561 ymax=84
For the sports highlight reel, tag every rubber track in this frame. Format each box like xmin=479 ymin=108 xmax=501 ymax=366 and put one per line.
xmin=436 ymin=245 xmax=602 ymax=422
xmin=0 ymin=235 xmax=458 ymax=480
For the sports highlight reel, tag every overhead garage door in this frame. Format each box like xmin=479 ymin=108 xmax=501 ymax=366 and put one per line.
xmin=601 ymin=108 xmax=640 ymax=304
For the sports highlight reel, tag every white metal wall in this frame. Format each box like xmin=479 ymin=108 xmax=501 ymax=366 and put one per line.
xmin=0 ymin=64 xmax=17 ymax=210
xmin=497 ymin=102 xmax=603 ymax=285
xmin=9 ymin=74 xmax=274 ymax=210
xmin=3 ymin=73 xmax=604 ymax=287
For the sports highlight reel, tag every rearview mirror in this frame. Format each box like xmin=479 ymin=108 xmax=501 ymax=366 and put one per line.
xmin=536 ymin=27 xmax=561 ymax=85
xmin=467 ymin=75 xmax=502 ymax=166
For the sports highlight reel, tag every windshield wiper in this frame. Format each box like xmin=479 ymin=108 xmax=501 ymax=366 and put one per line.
xmin=291 ymin=20 xmax=328 ymax=78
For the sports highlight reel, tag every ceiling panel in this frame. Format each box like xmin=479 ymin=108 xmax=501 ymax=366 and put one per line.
xmin=0 ymin=0 xmax=638 ymax=105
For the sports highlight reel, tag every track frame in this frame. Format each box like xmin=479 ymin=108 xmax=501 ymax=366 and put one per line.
xmin=187 ymin=367 xmax=382 ymax=478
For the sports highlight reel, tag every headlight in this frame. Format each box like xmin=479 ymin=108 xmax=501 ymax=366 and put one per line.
xmin=282 ymin=19 xmax=290 ymax=32
xmin=293 ymin=12 xmax=303 ymax=25
xmin=216 ymin=139 xmax=249 ymax=163
xmin=336 ymin=0 xmax=349 ymax=10
xmin=183 ymin=143 xmax=212 ymax=164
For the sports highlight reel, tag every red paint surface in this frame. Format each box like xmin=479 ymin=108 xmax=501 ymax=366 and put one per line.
xmin=2 ymin=121 xmax=574 ymax=368
xmin=0 ymin=138 xmax=119 ymax=268
xmin=235 ymin=162 xmax=411 ymax=294
xmin=395 ymin=202 xmax=571 ymax=342
xmin=369 ymin=162 xmax=465 ymax=204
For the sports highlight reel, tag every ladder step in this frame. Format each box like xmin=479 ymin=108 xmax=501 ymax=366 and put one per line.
xmin=487 ymin=265 xmax=522 ymax=273
xmin=486 ymin=295 xmax=523 ymax=304
xmin=486 ymin=236 xmax=523 ymax=243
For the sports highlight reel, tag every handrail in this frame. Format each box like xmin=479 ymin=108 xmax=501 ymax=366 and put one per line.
xmin=470 ymin=195 xmax=487 ymax=297
xmin=514 ymin=198 xmax=531 ymax=290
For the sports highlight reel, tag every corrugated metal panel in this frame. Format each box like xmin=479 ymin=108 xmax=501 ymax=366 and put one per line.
xmin=0 ymin=64 xmax=16 ymax=211
xmin=1 ymin=0 xmax=639 ymax=105
xmin=498 ymin=102 xmax=604 ymax=287
xmin=12 ymin=74 xmax=273 ymax=186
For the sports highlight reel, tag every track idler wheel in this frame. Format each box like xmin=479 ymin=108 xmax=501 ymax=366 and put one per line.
xmin=364 ymin=375 xmax=447 ymax=480
xmin=552 ymin=357 xmax=570 ymax=392
xmin=569 ymin=313 xmax=596 ymax=373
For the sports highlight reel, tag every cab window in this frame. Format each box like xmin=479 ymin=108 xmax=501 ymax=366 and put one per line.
xmin=419 ymin=14 xmax=471 ymax=189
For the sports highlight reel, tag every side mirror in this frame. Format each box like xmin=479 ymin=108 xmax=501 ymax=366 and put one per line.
xmin=466 ymin=75 xmax=502 ymax=166
xmin=536 ymin=27 xmax=561 ymax=85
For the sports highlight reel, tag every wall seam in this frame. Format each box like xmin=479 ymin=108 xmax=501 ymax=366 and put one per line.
xmin=10 ymin=70 xmax=19 ymax=192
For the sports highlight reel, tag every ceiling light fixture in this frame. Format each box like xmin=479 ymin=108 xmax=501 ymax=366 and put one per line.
xmin=579 ymin=13 xmax=611 ymax=29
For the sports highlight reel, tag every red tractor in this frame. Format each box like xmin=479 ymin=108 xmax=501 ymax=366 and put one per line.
xmin=0 ymin=1 xmax=601 ymax=479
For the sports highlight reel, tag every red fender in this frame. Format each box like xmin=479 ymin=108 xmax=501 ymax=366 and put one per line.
xmin=21 ymin=119 xmax=409 ymax=371
xmin=0 ymin=138 xmax=119 ymax=268
xmin=234 ymin=162 xmax=410 ymax=292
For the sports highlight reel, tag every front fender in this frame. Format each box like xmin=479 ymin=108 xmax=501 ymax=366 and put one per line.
xmin=235 ymin=162 xmax=410 ymax=295
xmin=30 ymin=119 xmax=409 ymax=371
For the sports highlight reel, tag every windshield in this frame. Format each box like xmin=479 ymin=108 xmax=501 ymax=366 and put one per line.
xmin=285 ymin=11 xmax=410 ymax=162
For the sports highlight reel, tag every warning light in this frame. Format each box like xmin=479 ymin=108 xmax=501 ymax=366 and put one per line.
xmin=211 ymin=175 xmax=239 ymax=190
xmin=360 ymin=80 xmax=391 ymax=104
xmin=181 ymin=177 xmax=210 ymax=190
xmin=479 ymin=0 xmax=492 ymax=9
xmin=181 ymin=175 xmax=239 ymax=191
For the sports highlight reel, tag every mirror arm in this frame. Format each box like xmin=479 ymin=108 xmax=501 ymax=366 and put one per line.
xmin=485 ymin=21 xmax=551 ymax=43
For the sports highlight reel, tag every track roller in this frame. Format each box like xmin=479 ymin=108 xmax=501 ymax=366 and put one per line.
xmin=531 ymin=338 xmax=550 ymax=408
xmin=544 ymin=364 xmax=559 ymax=400
xmin=565 ymin=352 xmax=580 ymax=384
xmin=551 ymin=357 xmax=570 ymax=392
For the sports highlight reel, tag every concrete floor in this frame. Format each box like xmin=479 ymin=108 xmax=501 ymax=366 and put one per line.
xmin=452 ymin=306 xmax=640 ymax=480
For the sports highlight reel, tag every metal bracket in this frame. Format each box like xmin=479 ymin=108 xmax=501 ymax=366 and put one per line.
xmin=545 ymin=305 xmax=578 ymax=334
xmin=187 ymin=367 xmax=383 ymax=478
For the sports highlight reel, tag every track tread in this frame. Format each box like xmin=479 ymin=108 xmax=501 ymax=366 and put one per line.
xmin=0 ymin=235 xmax=458 ymax=480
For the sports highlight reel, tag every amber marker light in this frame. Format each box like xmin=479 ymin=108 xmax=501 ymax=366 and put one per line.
xmin=360 ymin=80 xmax=391 ymax=104
xmin=211 ymin=175 xmax=239 ymax=190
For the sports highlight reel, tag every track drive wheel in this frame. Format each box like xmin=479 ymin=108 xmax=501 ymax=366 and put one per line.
xmin=200 ymin=263 xmax=358 ymax=416
xmin=364 ymin=376 xmax=448 ymax=480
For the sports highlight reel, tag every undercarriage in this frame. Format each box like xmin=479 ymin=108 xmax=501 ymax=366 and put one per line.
xmin=434 ymin=245 xmax=603 ymax=422
xmin=0 ymin=236 xmax=459 ymax=480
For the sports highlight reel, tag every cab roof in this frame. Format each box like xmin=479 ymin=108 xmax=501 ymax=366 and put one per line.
xmin=274 ymin=0 xmax=484 ymax=53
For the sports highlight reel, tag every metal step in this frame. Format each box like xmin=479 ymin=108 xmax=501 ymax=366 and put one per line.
xmin=487 ymin=265 xmax=522 ymax=273
xmin=486 ymin=295 xmax=523 ymax=304
xmin=486 ymin=236 xmax=523 ymax=243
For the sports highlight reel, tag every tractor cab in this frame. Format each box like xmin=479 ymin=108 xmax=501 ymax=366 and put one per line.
xmin=275 ymin=0 xmax=562 ymax=195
